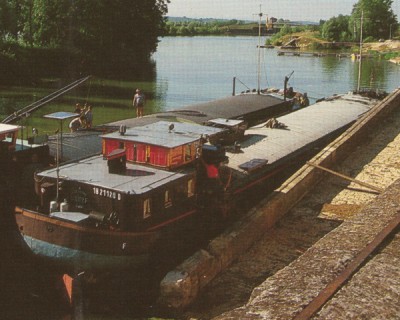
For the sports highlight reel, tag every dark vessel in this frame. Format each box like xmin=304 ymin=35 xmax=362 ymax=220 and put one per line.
xmin=14 ymin=92 xmax=380 ymax=272
xmin=0 ymin=123 xmax=51 ymax=201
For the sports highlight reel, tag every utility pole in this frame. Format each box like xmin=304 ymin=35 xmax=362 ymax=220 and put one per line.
xmin=254 ymin=4 xmax=267 ymax=94
xmin=357 ymin=9 xmax=364 ymax=93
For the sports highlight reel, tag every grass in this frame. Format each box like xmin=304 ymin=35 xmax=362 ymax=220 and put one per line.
xmin=18 ymin=103 xmax=135 ymax=138
xmin=1 ymin=77 xmax=158 ymax=138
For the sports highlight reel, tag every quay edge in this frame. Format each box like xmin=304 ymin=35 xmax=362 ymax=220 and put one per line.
xmin=158 ymin=87 xmax=400 ymax=310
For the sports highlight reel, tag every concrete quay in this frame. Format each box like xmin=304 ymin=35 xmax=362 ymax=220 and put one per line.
xmin=214 ymin=182 xmax=400 ymax=319
xmin=159 ymin=88 xmax=400 ymax=314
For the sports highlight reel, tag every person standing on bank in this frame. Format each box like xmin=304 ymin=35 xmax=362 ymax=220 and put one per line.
xmin=133 ymin=88 xmax=145 ymax=118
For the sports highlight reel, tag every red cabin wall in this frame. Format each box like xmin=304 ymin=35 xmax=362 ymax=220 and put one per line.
xmin=135 ymin=144 xmax=147 ymax=163
xmin=103 ymin=139 xmax=120 ymax=156
xmin=103 ymin=138 xmax=199 ymax=169
xmin=150 ymin=145 xmax=168 ymax=167
xmin=125 ymin=142 xmax=135 ymax=161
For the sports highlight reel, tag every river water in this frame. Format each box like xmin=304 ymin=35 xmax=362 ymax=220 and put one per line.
xmin=153 ymin=36 xmax=399 ymax=109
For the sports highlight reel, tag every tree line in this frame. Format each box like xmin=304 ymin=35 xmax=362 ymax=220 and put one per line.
xmin=165 ymin=19 xmax=245 ymax=36
xmin=0 ymin=0 xmax=169 ymax=82
xmin=164 ymin=0 xmax=398 ymax=43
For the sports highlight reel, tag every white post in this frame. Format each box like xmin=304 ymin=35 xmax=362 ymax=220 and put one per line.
xmin=357 ymin=10 xmax=363 ymax=93
xmin=56 ymin=129 xmax=60 ymax=201
xmin=257 ymin=5 xmax=262 ymax=94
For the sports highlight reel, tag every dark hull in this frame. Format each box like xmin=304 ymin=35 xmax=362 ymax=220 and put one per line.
xmin=13 ymin=137 xmax=331 ymax=272
xmin=15 ymin=208 xmax=158 ymax=271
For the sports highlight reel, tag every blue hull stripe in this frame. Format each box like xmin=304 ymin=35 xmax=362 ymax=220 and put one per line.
xmin=22 ymin=235 xmax=148 ymax=271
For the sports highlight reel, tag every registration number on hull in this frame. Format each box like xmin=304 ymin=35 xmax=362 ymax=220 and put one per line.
xmin=93 ymin=187 xmax=122 ymax=200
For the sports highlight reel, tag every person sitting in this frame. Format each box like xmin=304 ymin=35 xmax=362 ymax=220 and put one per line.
xmin=74 ymin=103 xmax=81 ymax=114
xmin=69 ymin=115 xmax=85 ymax=132
xmin=300 ymin=92 xmax=310 ymax=107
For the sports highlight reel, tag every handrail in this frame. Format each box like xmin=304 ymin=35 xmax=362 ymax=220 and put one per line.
xmin=2 ymin=75 xmax=91 ymax=124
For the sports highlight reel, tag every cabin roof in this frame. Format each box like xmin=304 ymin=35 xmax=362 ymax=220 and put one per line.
xmin=0 ymin=123 xmax=19 ymax=135
xmin=108 ymin=93 xmax=289 ymax=128
xmin=102 ymin=121 xmax=224 ymax=148
xmin=37 ymin=155 xmax=190 ymax=194
xmin=172 ymin=94 xmax=286 ymax=119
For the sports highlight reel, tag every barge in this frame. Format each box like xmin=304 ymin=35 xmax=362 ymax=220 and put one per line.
xmin=14 ymin=92 xmax=379 ymax=272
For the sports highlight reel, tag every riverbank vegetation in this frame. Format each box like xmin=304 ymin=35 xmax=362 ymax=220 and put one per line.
xmin=165 ymin=18 xmax=247 ymax=36
xmin=0 ymin=0 xmax=169 ymax=84
xmin=267 ymin=0 xmax=398 ymax=47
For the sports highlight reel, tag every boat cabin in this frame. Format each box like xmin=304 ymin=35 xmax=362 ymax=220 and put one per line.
xmin=0 ymin=123 xmax=18 ymax=153
xmin=0 ymin=123 xmax=49 ymax=163
xmin=101 ymin=121 xmax=225 ymax=170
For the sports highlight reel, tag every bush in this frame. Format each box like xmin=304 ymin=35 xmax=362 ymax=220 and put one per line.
xmin=363 ymin=36 xmax=376 ymax=43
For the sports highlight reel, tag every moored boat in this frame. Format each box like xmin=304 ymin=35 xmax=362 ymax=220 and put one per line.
xmin=14 ymin=91 xmax=381 ymax=272
xmin=0 ymin=123 xmax=51 ymax=203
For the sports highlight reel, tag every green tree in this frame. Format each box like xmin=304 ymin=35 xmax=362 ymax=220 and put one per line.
xmin=2 ymin=0 xmax=169 ymax=56
xmin=0 ymin=0 xmax=34 ymax=44
xmin=321 ymin=15 xmax=352 ymax=41
xmin=0 ymin=0 xmax=169 ymax=77
xmin=350 ymin=0 xmax=398 ymax=40
xmin=29 ymin=0 xmax=74 ymax=47
xmin=0 ymin=1 xmax=11 ymax=39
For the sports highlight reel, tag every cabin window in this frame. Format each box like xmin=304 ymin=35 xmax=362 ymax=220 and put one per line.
xmin=143 ymin=198 xmax=151 ymax=219
xmin=5 ymin=133 xmax=14 ymax=143
xmin=119 ymin=142 xmax=125 ymax=149
xmin=164 ymin=190 xmax=172 ymax=208
xmin=188 ymin=179 xmax=195 ymax=197
xmin=185 ymin=144 xmax=191 ymax=161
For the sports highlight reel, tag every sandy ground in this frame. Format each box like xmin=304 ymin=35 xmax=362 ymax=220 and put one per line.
xmin=182 ymin=103 xmax=400 ymax=319
xmin=363 ymin=39 xmax=400 ymax=52
xmin=363 ymin=40 xmax=400 ymax=64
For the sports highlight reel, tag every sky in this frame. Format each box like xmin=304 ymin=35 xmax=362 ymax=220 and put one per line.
xmin=167 ymin=0 xmax=400 ymax=22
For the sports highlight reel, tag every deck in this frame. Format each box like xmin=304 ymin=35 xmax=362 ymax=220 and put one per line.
xmin=226 ymin=93 xmax=375 ymax=174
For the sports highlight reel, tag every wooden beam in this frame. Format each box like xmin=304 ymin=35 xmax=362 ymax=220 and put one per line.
xmin=307 ymin=161 xmax=384 ymax=193
xmin=294 ymin=212 xmax=400 ymax=319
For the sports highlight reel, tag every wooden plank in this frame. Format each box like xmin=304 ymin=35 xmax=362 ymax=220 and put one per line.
xmin=307 ymin=161 xmax=384 ymax=193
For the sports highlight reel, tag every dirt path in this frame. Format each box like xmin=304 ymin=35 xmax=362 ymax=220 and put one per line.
xmin=182 ymin=106 xmax=400 ymax=319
